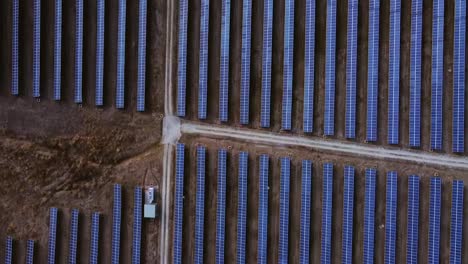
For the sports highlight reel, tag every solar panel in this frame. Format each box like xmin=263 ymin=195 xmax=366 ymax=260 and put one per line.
xmin=53 ymin=0 xmax=62 ymax=100
xmin=409 ymin=0 xmax=422 ymax=147
xmin=366 ymin=0 xmax=380 ymax=142
xmin=33 ymin=0 xmax=41 ymax=98
xmin=68 ymin=209 xmax=79 ymax=264
xmin=449 ymin=180 xmax=464 ymax=263
xmin=321 ymin=162 xmax=333 ymax=264
xmin=278 ymin=157 xmax=291 ymax=262
xmin=132 ymin=187 xmax=143 ymax=264
xmin=363 ymin=168 xmax=376 ymax=264
xmin=345 ymin=0 xmax=358 ymax=139
xmin=111 ymin=184 xmax=122 ymax=264
xmin=137 ymin=0 xmax=147 ymax=112
xmin=116 ymin=0 xmax=127 ymax=109
xmin=237 ymin=151 xmax=248 ymax=264
xmin=219 ymin=0 xmax=231 ymax=122
xmin=303 ymin=0 xmax=316 ymax=133
xmin=75 ymin=0 xmax=84 ymax=104
xmin=282 ymin=0 xmax=294 ymax=130
xmin=387 ymin=0 xmax=401 ymax=145
xmin=11 ymin=0 xmax=19 ymax=95
xmin=385 ymin=171 xmax=398 ymax=264
xmin=258 ymin=154 xmax=269 ymax=264
xmin=26 ymin=239 xmax=34 ymax=264
xmin=194 ymin=146 xmax=206 ymax=264
xmin=48 ymin=207 xmax=58 ymax=264
xmin=177 ymin=0 xmax=189 ymax=117
xmin=89 ymin=212 xmax=100 ymax=264
xmin=452 ymin=0 xmax=466 ymax=153
xmin=407 ymin=175 xmax=420 ymax=264
xmin=173 ymin=143 xmax=185 ymax=264
xmin=240 ymin=0 xmax=252 ymax=125
xmin=299 ymin=160 xmax=312 ymax=264
xmin=5 ymin=236 xmax=13 ymax=264
xmin=198 ymin=0 xmax=210 ymax=120
xmin=216 ymin=149 xmax=227 ymax=263
xmin=96 ymin=0 xmax=105 ymax=106
xmin=428 ymin=177 xmax=441 ymax=264
xmin=430 ymin=0 xmax=444 ymax=150
xmin=260 ymin=0 xmax=273 ymax=128
xmin=324 ymin=0 xmax=337 ymax=136
xmin=342 ymin=165 xmax=355 ymax=263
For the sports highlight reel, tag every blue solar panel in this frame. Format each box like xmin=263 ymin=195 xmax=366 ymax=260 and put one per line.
xmin=216 ymin=149 xmax=227 ymax=263
xmin=430 ymin=0 xmax=444 ymax=150
xmin=299 ymin=160 xmax=312 ymax=264
xmin=342 ymin=165 xmax=355 ymax=263
xmin=198 ymin=0 xmax=210 ymax=120
xmin=173 ymin=143 xmax=185 ymax=264
xmin=54 ymin=0 xmax=62 ymax=100
xmin=89 ymin=212 xmax=100 ymax=264
xmin=219 ymin=0 xmax=231 ymax=122
xmin=237 ymin=152 xmax=248 ymax=264
xmin=324 ymin=0 xmax=337 ymax=136
xmin=48 ymin=207 xmax=58 ymax=264
xmin=194 ymin=146 xmax=206 ymax=264
xmin=33 ymin=0 xmax=41 ymax=98
xmin=363 ymin=168 xmax=376 ymax=264
xmin=111 ymin=184 xmax=122 ymax=264
xmin=75 ymin=0 xmax=83 ymax=104
xmin=428 ymin=177 xmax=441 ymax=264
xmin=385 ymin=171 xmax=398 ymax=264
xmin=116 ymin=0 xmax=127 ymax=109
xmin=96 ymin=0 xmax=105 ymax=106
xmin=345 ymin=0 xmax=358 ymax=139
xmin=321 ymin=162 xmax=333 ymax=264
xmin=366 ymin=0 xmax=380 ymax=142
xmin=279 ymin=157 xmax=291 ymax=262
xmin=449 ymin=180 xmax=464 ymax=264
xmin=177 ymin=0 xmax=189 ymax=117
xmin=240 ymin=0 xmax=252 ymax=125
xmin=452 ymin=0 xmax=466 ymax=153
xmin=409 ymin=0 xmax=422 ymax=147
xmin=5 ymin=236 xmax=13 ymax=264
xmin=303 ymin=0 xmax=316 ymax=133
xmin=132 ymin=187 xmax=143 ymax=264
xmin=137 ymin=0 xmax=147 ymax=112
xmin=282 ymin=0 xmax=294 ymax=130
xmin=11 ymin=0 xmax=19 ymax=95
xmin=68 ymin=209 xmax=79 ymax=264
xmin=26 ymin=239 xmax=34 ymax=264
xmin=261 ymin=0 xmax=273 ymax=128
xmin=387 ymin=0 xmax=401 ymax=145
xmin=407 ymin=176 xmax=420 ymax=264
xmin=258 ymin=154 xmax=269 ymax=264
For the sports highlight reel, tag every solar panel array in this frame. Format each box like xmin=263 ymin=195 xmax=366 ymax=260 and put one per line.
xmin=132 ymin=187 xmax=143 ymax=264
xmin=5 ymin=236 xmax=13 ymax=264
xmin=216 ymin=149 xmax=227 ymax=263
xmin=198 ymin=0 xmax=210 ymax=120
xmin=428 ymin=177 xmax=441 ymax=264
xmin=54 ymin=0 xmax=62 ymax=100
xmin=363 ymin=168 xmax=376 ymax=264
xmin=409 ymin=0 xmax=422 ymax=147
xmin=345 ymin=0 xmax=358 ymax=139
xmin=282 ymin=0 xmax=294 ymax=130
xmin=237 ymin=151 xmax=248 ymax=264
xmin=26 ymin=239 xmax=34 ymax=264
xmin=219 ymin=0 xmax=231 ymax=122
xmin=321 ymin=162 xmax=333 ymax=264
xmin=258 ymin=154 xmax=269 ymax=264
xmin=430 ymin=0 xmax=444 ymax=150
xmin=75 ymin=0 xmax=84 ymax=104
xmin=366 ymin=0 xmax=380 ymax=142
xmin=194 ymin=146 xmax=206 ymax=264
xmin=449 ymin=180 xmax=464 ymax=263
xmin=111 ymin=184 xmax=122 ymax=264
xmin=385 ymin=171 xmax=398 ymax=264
xmin=116 ymin=0 xmax=127 ymax=109
xmin=407 ymin=176 xmax=420 ymax=264
xmin=240 ymin=0 xmax=252 ymax=125
xmin=341 ymin=166 xmax=355 ymax=263
xmin=387 ymin=0 xmax=401 ymax=145
xmin=278 ymin=157 xmax=291 ymax=262
xmin=33 ymin=0 xmax=41 ymax=98
xmin=89 ymin=212 xmax=100 ymax=264
xmin=137 ymin=0 xmax=148 ymax=112
xmin=324 ymin=0 xmax=337 ymax=136
xmin=177 ymin=0 xmax=189 ymax=117
xmin=68 ymin=209 xmax=79 ymax=264
xmin=95 ymin=0 xmax=106 ymax=106
xmin=303 ymin=0 xmax=316 ymax=133
xmin=173 ymin=143 xmax=185 ymax=264
xmin=261 ymin=0 xmax=273 ymax=128
xmin=48 ymin=207 xmax=58 ymax=264
xmin=11 ymin=0 xmax=19 ymax=95
xmin=298 ymin=160 xmax=312 ymax=264
xmin=452 ymin=0 xmax=466 ymax=153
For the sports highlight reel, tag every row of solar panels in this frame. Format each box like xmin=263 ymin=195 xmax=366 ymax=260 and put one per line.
xmin=176 ymin=0 xmax=467 ymax=153
xmin=172 ymin=143 xmax=465 ymax=263
xmin=7 ymin=0 xmax=148 ymax=110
